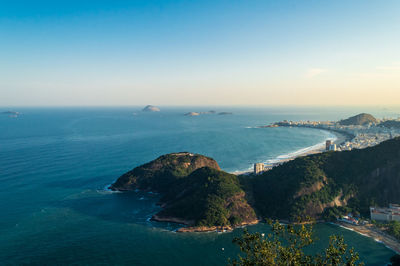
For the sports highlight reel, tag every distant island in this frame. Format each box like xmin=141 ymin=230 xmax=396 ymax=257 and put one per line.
xmin=142 ymin=105 xmax=160 ymax=112
xmin=218 ymin=112 xmax=233 ymax=115
xmin=183 ymin=110 xmax=233 ymax=116
xmin=1 ymin=111 xmax=20 ymax=117
xmin=110 ymin=137 xmax=400 ymax=232
xmin=184 ymin=112 xmax=200 ymax=116
xmin=2 ymin=111 xmax=19 ymax=115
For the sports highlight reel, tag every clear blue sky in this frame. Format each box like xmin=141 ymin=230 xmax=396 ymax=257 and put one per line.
xmin=1 ymin=0 xmax=399 ymax=106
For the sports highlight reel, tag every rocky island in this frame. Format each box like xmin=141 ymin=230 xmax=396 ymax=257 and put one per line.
xmin=111 ymin=138 xmax=400 ymax=232
xmin=142 ymin=105 xmax=160 ymax=112
xmin=184 ymin=112 xmax=200 ymax=116
xmin=110 ymin=152 xmax=258 ymax=231
xmin=2 ymin=111 xmax=20 ymax=117
xmin=184 ymin=110 xmax=223 ymax=116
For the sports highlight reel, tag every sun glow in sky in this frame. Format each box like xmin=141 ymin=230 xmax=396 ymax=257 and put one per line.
xmin=1 ymin=0 xmax=400 ymax=106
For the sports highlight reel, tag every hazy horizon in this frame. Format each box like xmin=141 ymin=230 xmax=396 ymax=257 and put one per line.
xmin=1 ymin=0 xmax=399 ymax=106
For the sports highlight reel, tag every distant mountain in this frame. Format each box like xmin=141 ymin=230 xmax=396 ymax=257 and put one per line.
xmin=379 ymin=120 xmax=400 ymax=129
xmin=142 ymin=105 xmax=160 ymax=112
xmin=339 ymin=113 xmax=377 ymax=125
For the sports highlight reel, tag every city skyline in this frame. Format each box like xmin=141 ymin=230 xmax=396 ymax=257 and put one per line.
xmin=1 ymin=0 xmax=400 ymax=106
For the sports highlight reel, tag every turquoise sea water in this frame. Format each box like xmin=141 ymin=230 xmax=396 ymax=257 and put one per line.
xmin=1 ymin=106 xmax=399 ymax=265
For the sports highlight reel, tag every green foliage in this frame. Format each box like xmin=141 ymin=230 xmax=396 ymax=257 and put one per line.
xmin=322 ymin=206 xmax=354 ymax=221
xmin=391 ymin=254 xmax=400 ymax=266
xmin=230 ymin=221 xmax=363 ymax=266
xmin=252 ymin=137 xmax=400 ymax=220
xmin=158 ymin=167 xmax=256 ymax=227
xmin=387 ymin=221 xmax=400 ymax=241
xmin=111 ymin=152 xmax=220 ymax=192
xmin=112 ymin=138 xmax=400 ymax=228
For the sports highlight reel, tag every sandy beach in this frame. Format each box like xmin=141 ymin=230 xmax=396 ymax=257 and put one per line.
xmin=233 ymin=128 xmax=351 ymax=175
xmin=335 ymin=222 xmax=400 ymax=254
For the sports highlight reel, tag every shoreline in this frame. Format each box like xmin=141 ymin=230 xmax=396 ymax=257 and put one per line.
xmin=151 ymin=213 xmax=260 ymax=233
xmin=334 ymin=222 xmax=400 ymax=254
xmin=232 ymin=127 xmax=351 ymax=175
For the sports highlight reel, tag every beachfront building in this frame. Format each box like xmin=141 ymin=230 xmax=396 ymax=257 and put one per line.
xmin=338 ymin=214 xmax=359 ymax=225
xmin=370 ymin=204 xmax=400 ymax=222
xmin=329 ymin=144 xmax=337 ymax=151
xmin=326 ymin=140 xmax=333 ymax=150
xmin=254 ymin=163 xmax=265 ymax=174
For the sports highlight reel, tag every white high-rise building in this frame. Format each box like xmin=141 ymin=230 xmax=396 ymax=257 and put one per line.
xmin=254 ymin=163 xmax=265 ymax=174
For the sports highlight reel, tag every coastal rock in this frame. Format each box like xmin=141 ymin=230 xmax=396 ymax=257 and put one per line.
xmin=1 ymin=111 xmax=20 ymax=117
xmin=218 ymin=112 xmax=233 ymax=115
xmin=2 ymin=111 xmax=19 ymax=115
xmin=142 ymin=105 xmax=160 ymax=112
xmin=184 ymin=112 xmax=200 ymax=116
xmin=184 ymin=110 xmax=217 ymax=116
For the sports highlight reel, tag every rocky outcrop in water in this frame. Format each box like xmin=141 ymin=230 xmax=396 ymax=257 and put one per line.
xmin=142 ymin=105 xmax=160 ymax=112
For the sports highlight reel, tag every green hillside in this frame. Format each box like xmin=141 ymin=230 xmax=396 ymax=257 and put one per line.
xmin=110 ymin=152 xmax=220 ymax=192
xmin=110 ymin=138 xmax=400 ymax=228
xmin=252 ymin=137 xmax=400 ymax=221
xmin=156 ymin=167 xmax=257 ymax=227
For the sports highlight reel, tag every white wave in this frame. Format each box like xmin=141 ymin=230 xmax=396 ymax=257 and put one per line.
xmin=97 ymin=184 xmax=122 ymax=194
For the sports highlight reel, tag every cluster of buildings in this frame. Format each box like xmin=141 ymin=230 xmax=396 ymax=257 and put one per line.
xmin=338 ymin=213 xmax=360 ymax=225
xmin=370 ymin=204 xmax=400 ymax=222
xmin=275 ymin=118 xmax=400 ymax=152
xmin=252 ymin=116 xmax=400 ymax=175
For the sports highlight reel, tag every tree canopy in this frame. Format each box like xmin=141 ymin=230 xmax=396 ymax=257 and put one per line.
xmin=230 ymin=220 xmax=363 ymax=266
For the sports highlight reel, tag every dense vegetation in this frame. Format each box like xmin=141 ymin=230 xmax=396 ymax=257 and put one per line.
xmin=111 ymin=153 xmax=256 ymax=228
xmin=338 ymin=113 xmax=377 ymax=125
xmin=110 ymin=152 xmax=220 ymax=192
xmin=158 ymin=167 xmax=257 ymax=227
xmin=388 ymin=221 xmax=400 ymax=241
xmin=391 ymin=254 xmax=400 ymax=266
xmin=230 ymin=220 xmax=363 ymax=265
xmin=374 ymin=220 xmax=400 ymax=241
xmin=111 ymin=138 xmax=400 ymax=228
xmin=251 ymin=137 xmax=400 ymax=221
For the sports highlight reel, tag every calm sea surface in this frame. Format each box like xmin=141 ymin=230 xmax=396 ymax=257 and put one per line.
xmin=1 ymin=106 xmax=399 ymax=265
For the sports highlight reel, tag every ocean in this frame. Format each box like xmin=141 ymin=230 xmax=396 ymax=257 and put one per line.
xmin=1 ymin=106 xmax=399 ymax=265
